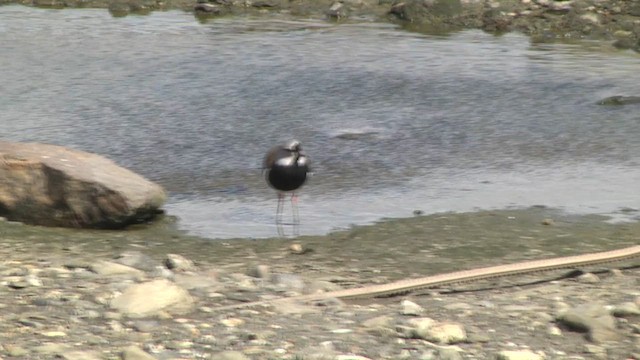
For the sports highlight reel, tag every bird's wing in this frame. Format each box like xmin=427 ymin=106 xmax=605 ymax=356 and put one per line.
xmin=263 ymin=145 xmax=281 ymax=170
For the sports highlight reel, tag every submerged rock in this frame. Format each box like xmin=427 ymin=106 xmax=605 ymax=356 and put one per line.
xmin=389 ymin=0 xmax=464 ymax=23
xmin=0 ymin=141 xmax=165 ymax=229
xmin=334 ymin=131 xmax=379 ymax=141
xmin=327 ymin=1 xmax=348 ymax=19
xmin=597 ymin=95 xmax=640 ymax=106
xmin=194 ymin=2 xmax=224 ymax=15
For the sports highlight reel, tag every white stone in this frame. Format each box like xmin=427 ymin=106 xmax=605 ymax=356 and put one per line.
xmin=220 ymin=318 xmax=245 ymax=327
xmin=580 ymin=13 xmax=600 ymax=24
xmin=577 ymin=273 xmax=600 ymax=284
xmin=547 ymin=325 xmax=562 ymax=336
xmin=407 ymin=318 xmax=467 ymax=344
xmin=401 ymin=300 xmax=424 ymax=316
xmin=110 ymin=279 xmax=194 ymax=318
xmin=42 ymin=331 xmax=67 ymax=337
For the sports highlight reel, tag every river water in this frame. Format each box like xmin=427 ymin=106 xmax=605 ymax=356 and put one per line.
xmin=1 ymin=5 xmax=639 ymax=239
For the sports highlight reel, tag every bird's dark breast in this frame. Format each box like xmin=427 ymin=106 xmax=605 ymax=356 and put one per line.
xmin=267 ymin=165 xmax=308 ymax=192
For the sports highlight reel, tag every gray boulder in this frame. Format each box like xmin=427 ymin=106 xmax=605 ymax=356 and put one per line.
xmin=0 ymin=141 xmax=165 ymax=229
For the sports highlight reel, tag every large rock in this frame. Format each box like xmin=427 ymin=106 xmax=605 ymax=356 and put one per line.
xmin=0 ymin=141 xmax=165 ymax=229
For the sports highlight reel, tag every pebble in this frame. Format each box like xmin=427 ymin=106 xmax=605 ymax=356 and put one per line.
xmin=173 ymin=273 xmax=218 ymax=290
xmin=114 ymin=251 xmax=158 ymax=271
xmin=110 ymin=279 xmax=194 ymax=318
xmin=609 ymin=269 xmax=624 ymax=277
xmin=400 ymin=299 xmax=424 ymax=316
xmin=42 ymin=330 xmax=67 ymax=337
xmin=90 ymin=260 xmax=144 ymax=277
xmin=4 ymin=345 xmax=28 ymax=357
xmin=131 ymin=320 xmax=161 ymax=332
xmin=271 ymin=273 xmax=306 ymax=292
xmin=289 ymin=243 xmax=306 ymax=254
xmin=220 ymin=318 xmax=245 ymax=327
xmin=58 ymin=350 xmax=103 ymax=360
xmin=583 ymin=344 xmax=606 ymax=359
xmin=444 ymin=302 xmax=472 ymax=311
xmin=580 ymin=13 xmax=600 ymax=24
xmin=611 ymin=301 xmax=640 ymax=317
xmin=121 ymin=346 xmax=158 ymax=360
xmin=7 ymin=278 xmax=31 ymax=289
xmin=164 ymin=254 xmax=196 ymax=272
xmin=361 ymin=315 xmax=395 ymax=337
xmin=33 ymin=343 xmax=71 ymax=355
xmin=577 ymin=272 xmax=600 ymax=284
xmin=436 ymin=346 xmax=464 ymax=360
xmin=405 ymin=318 xmax=467 ymax=344
xmin=335 ymin=356 xmax=373 ymax=360
xmin=211 ymin=350 xmax=250 ymax=360
xmin=547 ymin=324 xmax=562 ymax=336
xmin=495 ymin=350 xmax=545 ymax=360
xmin=247 ymin=264 xmax=270 ymax=279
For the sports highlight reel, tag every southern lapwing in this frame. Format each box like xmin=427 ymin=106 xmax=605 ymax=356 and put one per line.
xmin=263 ymin=140 xmax=310 ymax=236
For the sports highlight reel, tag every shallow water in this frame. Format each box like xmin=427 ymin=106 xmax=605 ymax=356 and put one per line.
xmin=1 ymin=6 xmax=639 ymax=239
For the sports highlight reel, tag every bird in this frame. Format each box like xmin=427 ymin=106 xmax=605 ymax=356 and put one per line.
xmin=263 ymin=140 xmax=310 ymax=237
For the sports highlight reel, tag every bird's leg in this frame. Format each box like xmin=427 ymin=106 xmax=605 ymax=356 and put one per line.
xmin=276 ymin=192 xmax=285 ymax=237
xmin=291 ymin=192 xmax=300 ymax=237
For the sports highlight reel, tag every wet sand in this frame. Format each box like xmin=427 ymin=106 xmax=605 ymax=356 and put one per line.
xmin=3 ymin=206 xmax=639 ymax=284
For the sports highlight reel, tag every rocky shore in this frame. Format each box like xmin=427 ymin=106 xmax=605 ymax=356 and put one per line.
xmin=2 ymin=0 xmax=639 ymax=52
xmin=0 ymin=208 xmax=639 ymax=359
